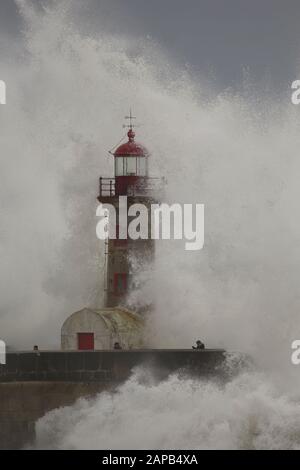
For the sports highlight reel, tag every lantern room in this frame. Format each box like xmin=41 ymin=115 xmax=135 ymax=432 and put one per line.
xmin=114 ymin=129 xmax=148 ymax=177
xmin=98 ymin=112 xmax=163 ymax=200
xmin=114 ymin=128 xmax=148 ymax=195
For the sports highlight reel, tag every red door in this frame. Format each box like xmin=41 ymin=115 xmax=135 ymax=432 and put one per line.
xmin=77 ymin=333 xmax=94 ymax=350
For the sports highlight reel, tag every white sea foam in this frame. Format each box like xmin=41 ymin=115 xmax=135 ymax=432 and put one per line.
xmin=33 ymin=366 xmax=300 ymax=450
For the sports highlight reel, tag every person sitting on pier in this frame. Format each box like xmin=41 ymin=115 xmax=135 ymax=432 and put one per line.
xmin=113 ymin=342 xmax=122 ymax=350
xmin=192 ymin=340 xmax=205 ymax=350
xmin=33 ymin=345 xmax=40 ymax=356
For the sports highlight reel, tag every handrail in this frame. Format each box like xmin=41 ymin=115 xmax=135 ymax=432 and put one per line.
xmin=98 ymin=176 xmax=164 ymax=197
xmin=99 ymin=177 xmax=115 ymax=197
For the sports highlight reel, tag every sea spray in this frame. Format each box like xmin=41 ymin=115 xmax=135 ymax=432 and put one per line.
xmin=32 ymin=366 xmax=300 ymax=450
xmin=0 ymin=0 xmax=299 ymax=430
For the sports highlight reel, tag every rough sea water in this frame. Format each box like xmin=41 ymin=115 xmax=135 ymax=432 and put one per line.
xmin=33 ymin=365 xmax=300 ymax=450
xmin=2 ymin=0 xmax=300 ymax=449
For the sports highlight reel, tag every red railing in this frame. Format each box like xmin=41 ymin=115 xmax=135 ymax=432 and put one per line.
xmin=98 ymin=177 xmax=165 ymax=198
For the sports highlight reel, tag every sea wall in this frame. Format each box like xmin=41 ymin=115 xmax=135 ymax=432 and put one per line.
xmin=0 ymin=349 xmax=226 ymax=449
xmin=0 ymin=381 xmax=105 ymax=449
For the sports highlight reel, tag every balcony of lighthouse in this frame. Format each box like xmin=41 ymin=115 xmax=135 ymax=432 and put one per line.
xmin=98 ymin=176 xmax=165 ymax=204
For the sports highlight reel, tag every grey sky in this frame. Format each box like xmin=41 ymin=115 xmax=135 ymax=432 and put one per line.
xmin=0 ymin=0 xmax=299 ymax=91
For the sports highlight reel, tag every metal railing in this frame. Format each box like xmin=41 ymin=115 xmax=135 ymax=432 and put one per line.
xmin=99 ymin=177 xmax=165 ymax=198
xmin=99 ymin=177 xmax=116 ymax=197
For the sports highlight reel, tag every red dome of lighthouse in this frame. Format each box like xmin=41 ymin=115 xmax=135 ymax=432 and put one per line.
xmin=114 ymin=129 xmax=148 ymax=157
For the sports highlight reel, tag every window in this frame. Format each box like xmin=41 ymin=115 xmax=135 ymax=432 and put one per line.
xmin=115 ymin=156 xmax=147 ymax=176
xmin=115 ymin=157 xmax=124 ymax=176
xmin=115 ymin=155 xmax=147 ymax=176
xmin=114 ymin=273 xmax=127 ymax=295
xmin=137 ymin=157 xmax=147 ymax=176
xmin=125 ymin=157 xmax=136 ymax=175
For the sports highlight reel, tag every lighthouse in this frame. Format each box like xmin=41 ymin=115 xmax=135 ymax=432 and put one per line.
xmin=98 ymin=112 xmax=161 ymax=311
xmin=61 ymin=112 xmax=163 ymax=350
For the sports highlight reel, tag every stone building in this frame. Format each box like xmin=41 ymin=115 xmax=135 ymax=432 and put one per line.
xmin=61 ymin=307 xmax=144 ymax=350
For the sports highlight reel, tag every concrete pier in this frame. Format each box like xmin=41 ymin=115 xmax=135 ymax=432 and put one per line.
xmin=0 ymin=349 xmax=226 ymax=449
